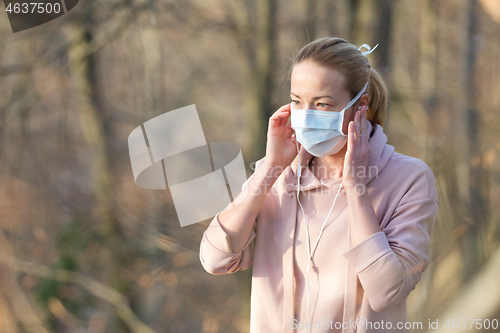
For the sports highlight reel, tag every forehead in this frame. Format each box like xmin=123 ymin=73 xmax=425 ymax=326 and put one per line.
xmin=290 ymin=60 xmax=348 ymax=99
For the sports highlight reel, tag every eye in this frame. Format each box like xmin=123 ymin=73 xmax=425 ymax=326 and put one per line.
xmin=318 ymin=102 xmax=330 ymax=108
xmin=291 ymin=99 xmax=301 ymax=105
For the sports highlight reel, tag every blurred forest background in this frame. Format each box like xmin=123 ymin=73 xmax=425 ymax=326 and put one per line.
xmin=1 ymin=0 xmax=500 ymax=332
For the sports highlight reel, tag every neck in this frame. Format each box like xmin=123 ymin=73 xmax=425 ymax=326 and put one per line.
xmin=310 ymin=145 xmax=347 ymax=181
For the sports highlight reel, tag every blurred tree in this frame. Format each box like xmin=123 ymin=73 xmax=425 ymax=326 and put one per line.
xmin=249 ymin=0 xmax=279 ymax=161
xmin=373 ymin=0 xmax=394 ymax=78
xmin=464 ymin=0 xmax=487 ymax=282
xmin=304 ymin=0 xmax=317 ymax=42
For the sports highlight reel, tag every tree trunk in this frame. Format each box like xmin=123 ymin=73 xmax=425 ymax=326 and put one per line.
xmin=373 ymin=0 xmax=394 ymax=79
xmin=348 ymin=0 xmax=361 ymax=41
xmin=65 ymin=6 xmax=121 ymax=330
xmin=464 ymin=0 xmax=487 ymax=282
xmin=250 ymin=0 xmax=278 ymax=162
xmin=304 ymin=0 xmax=317 ymax=42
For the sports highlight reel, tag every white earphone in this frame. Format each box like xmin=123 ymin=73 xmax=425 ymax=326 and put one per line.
xmin=295 ymin=139 xmax=344 ymax=326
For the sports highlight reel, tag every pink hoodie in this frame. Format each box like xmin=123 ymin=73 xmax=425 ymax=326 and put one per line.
xmin=200 ymin=120 xmax=439 ymax=333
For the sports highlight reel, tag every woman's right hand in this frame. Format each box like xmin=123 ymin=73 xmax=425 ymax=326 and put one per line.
xmin=265 ymin=103 xmax=300 ymax=170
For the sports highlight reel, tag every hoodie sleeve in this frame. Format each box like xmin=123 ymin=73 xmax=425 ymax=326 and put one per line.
xmin=199 ymin=157 xmax=266 ymax=275
xmin=199 ymin=211 xmax=257 ymax=275
xmin=341 ymin=158 xmax=439 ymax=312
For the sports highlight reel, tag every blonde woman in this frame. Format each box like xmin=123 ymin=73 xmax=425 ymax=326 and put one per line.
xmin=200 ymin=37 xmax=438 ymax=333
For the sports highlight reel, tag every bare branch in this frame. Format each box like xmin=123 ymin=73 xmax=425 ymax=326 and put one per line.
xmin=0 ymin=247 xmax=156 ymax=333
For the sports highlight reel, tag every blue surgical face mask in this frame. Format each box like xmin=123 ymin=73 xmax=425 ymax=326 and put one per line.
xmin=290 ymin=81 xmax=368 ymax=157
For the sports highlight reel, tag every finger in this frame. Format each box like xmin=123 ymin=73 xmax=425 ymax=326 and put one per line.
xmin=361 ymin=106 xmax=369 ymax=146
xmin=362 ymin=107 xmax=369 ymax=147
xmin=348 ymin=120 xmax=355 ymax=151
xmin=275 ymin=109 xmax=291 ymax=120
xmin=280 ymin=106 xmax=292 ymax=127
xmin=277 ymin=113 xmax=289 ymax=128
xmin=269 ymin=104 xmax=291 ymax=128
xmin=270 ymin=103 xmax=291 ymax=119
xmin=278 ymin=106 xmax=291 ymax=117
xmin=360 ymin=106 xmax=367 ymax=134
xmin=269 ymin=116 xmax=283 ymax=129
xmin=355 ymin=109 xmax=361 ymax=148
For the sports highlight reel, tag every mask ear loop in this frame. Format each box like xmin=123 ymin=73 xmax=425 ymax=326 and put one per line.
xmin=344 ymin=81 xmax=369 ymax=113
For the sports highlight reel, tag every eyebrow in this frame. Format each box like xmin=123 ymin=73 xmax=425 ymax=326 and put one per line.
xmin=290 ymin=92 xmax=335 ymax=101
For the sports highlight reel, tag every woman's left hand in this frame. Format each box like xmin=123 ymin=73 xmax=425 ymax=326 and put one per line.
xmin=343 ymin=105 xmax=370 ymax=195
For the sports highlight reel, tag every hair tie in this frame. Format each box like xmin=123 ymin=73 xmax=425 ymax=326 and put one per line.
xmin=358 ymin=43 xmax=378 ymax=56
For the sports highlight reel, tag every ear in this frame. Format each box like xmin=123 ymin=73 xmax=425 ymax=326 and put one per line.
xmin=354 ymin=93 xmax=370 ymax=116
xmin=359 ymin=93 xmax=369 ymax=108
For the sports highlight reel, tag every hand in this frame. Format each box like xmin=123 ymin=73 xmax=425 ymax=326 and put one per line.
xmin=265 ymin=103 xmax=300 ymax=170
xmin=343 ymin=105 xmax=370 ymax=195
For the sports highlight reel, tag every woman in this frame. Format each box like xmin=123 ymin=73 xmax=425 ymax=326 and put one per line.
xmin=199 ymin=37 xmax=439 ymax=333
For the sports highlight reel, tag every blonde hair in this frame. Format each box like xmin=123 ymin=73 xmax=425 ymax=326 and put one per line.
xmin=289 ymin=37 xmax=389 ymax=127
